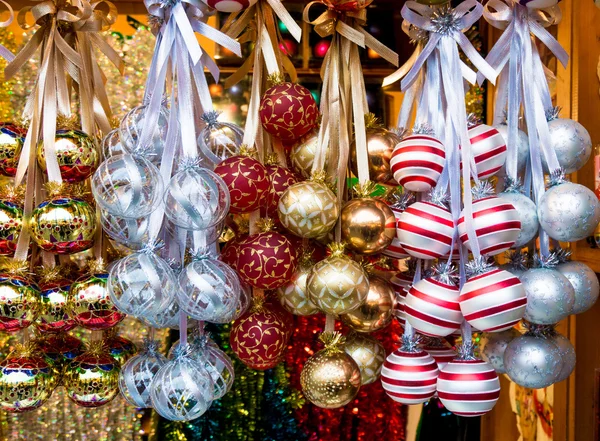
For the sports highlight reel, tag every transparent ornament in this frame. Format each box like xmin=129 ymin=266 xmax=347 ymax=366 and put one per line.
xmin=101 ymin=210 xmax=150 ymax=250
xmin=119 ymin=104 xmax=170 ymax=164
xmin=216 ymin=281 xmax=251 ymax=323
xmin=150 ymin=347 xmax=214 ymax=421
xmin=177 ymin=256 xmax=241 ymax=322
xmin=198 ymin=111 xmax=244 ymax=164
xmin=119 ymin=340 xmax=167 ymax=407
xmin=164 ymin=164 xmax=230 ymax=230
xmin=165 ymin=221 xmax=223 ymax=250
xmin=92 ymin=154 xmax=163 ymax=218
xmin=108 ymin=247 xmax=178 ymax=318
xmin=102 ymin=129 xmax=125 ymax=159
xmin=140 ymin=301 xmax=198 ymax=329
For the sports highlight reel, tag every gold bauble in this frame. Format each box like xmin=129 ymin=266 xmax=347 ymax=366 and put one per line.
xmin=351 ymin=128 xmax=402 ymax=184
xmin=290 ymin=131 xmax=330 ymax=179
xmin=31 ymin=196 xmax=96 ymax=255
xmin=344 ymin=332 xmax=386 ymax=385
xmin=37 ymin=129 xmax=99 ymax=183
xmin=300 ymin=332 xmax=361 ymax=408
xmin=307 ymin=244 xmax=369 ymax=315
xmin=340 ymin=197 xmax=396 ymax=255
xmin=340 ymin=275 xmax=395 ymax=332
xmin=276 ymin=264 xmax=319 ymax=316
xmin=0 ymin=123 xmax=24 ymax=177
xmin=0 ymin=198 xmax=22 ymax=257
xmin=0 ymin=273 xmax=40 ymax=333
xmin=278 ymin=180 xmax=339 ymax=239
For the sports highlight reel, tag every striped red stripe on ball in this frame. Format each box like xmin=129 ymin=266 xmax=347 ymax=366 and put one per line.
xmin=437 ymin=359 xmax=500 ymax=417
xmin=391 ymin=135 xmax=445 ymax=193
xmin=467 ymin=124 xmax=507 ymax=180
xmin=458 ymin=196 xmax=521 ymax=256
xmin=381 ymin=349 xmax=439 ymax=404
xmin=460 ymin=268 xmax=527 ymax=332
xmin=383 ymin=205 xmax=410 ymax=259
xmin=397 ymin=202 xmax=455 ymax=260
xmin=404 ymin=278 xmax=462 ymax=337
xmin=391 ymin=273 xmax=412 ymax=326
xmin=421 ymin=340 xmax=457 ymax=371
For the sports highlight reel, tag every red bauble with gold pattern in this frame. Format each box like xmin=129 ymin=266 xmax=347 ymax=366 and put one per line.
xmin=220 ymin=235 xmax=245 ymax=269
xmin=236 ymin=229 xmax=297 ymax=289
xmin=230 ymin=300 xmax=292 ymax=370
xmin=214 ymin=155 xmax=270 ymax=214
xmin=266 ymin=163 xmax=299 ymax=218
xmin=259 ymin=82 xmax=318 ymax=141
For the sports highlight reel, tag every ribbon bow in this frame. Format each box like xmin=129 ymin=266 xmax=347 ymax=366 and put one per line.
xmin=0 ymin=1 xmax=14 ymax=61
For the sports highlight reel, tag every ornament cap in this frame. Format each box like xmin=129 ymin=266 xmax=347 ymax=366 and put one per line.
xmin=238 ymin=144 xmax=258 ymax=158
xmin=56 ymin=114 xmax=80 ymax=131
xmin=427 ymin=186 xmax=449 ymax=208
xmin=400 ymin=334 xmax=421 ymax=353
xmin=548 ymin=168 xmax=568 ymax=187
xmin=412 ymin=123 xmax=435 ymax=136
xmin=466 ymin=113 xmax=482 ymax=129
xmin=36 ymin=265 xmax=66 ymax=284
xmin=504 ymin=250 xmax=529 ymax=271
xmin=471 ymin=180 xmax=495 ymax=200
xmin=534 ymin=252 xmax=561 ymax=269
xmin=201 ymin=110 xmax=222 ymax=128
xmin=0 ymin=258 xmax=31 ymax=278
xmin=267 ymin=72 xmax=287 ymax=87
xmin=352 ymin=181 xmax=377 ymax=199
xmin=554 ymin=247 xmax=572 ymax=263
xmin=431 ymin=261 xmax=457 ymax=285
xmin=0 ymin=184 xmax=25 ymax=202
xmin=318 ymin=331 xmax=346 ymax=354
xmin=256 ymin=218 xmax=275 ymax=233
xmin=86 ymin=258 xmax=107 ymax=274
xmin=364 ymin=113 xmax=384 ymax=131
xmin=456 ymin=342 xmax=478 ymax=361
xmin=545 ymin=106 xmax=562 ymax=122
xmin=503 ymin=176 xmax=524 ymax=194
xmin=327 ymin=242 xmax=347 ymax=258
xmin=299 ymin=247 xmax=315 ymax=269
xmin=465 ymin=256 xmax=496 ymax=279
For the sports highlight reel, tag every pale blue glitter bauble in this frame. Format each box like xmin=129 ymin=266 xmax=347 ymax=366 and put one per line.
xmin=521 ymin=268 xmax=575 ymax=324
xmin=504 ymin=334 xmax=562 ymax=389
xmin=541 ymin=118 xmax=592 ymax=174
xmin=494 ymin=125 xmax=529 ymax=176
xmin=480 ymin=328 xmax=521 ymax=374
xmin=499 ymin=192 xmax=538 ymax=248
xmin=557 ymin=261 xmax=600 ymax=314
xmin=537 ymin=182 xmax=600 ymax=242
xmin=551 ymin=332 xmax=576 ymax=383
xmin=118 ymin=341 xmax=167 ymax=407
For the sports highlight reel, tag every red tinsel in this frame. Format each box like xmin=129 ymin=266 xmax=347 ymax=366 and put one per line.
xmin=285 ymin=315 xmax=407 ymax=441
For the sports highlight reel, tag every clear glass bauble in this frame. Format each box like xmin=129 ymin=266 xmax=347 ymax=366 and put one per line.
xmin=177 ymin=257 xmax=241 ymax=322
xmin=215 ymin=281 xmax=251 ymax=323
xmin=108 ymin=250 xmax=178 ymax=318
xmin=140 ymin=300 xmax=198 ymax=330
xmin=102 ymin=129 xmax=125 ymax=159
xmin=92 ymin=154 xmax=163 ymax=218
xmin=101 ymin=210 xmax=150 ymax=250
xmin=198 ymin=112 xmax=244 ymax=164
xmin=119 ymin=104 xmax=170 ymax=164
xmin=118 ymin=342 xmax=167 ymax=407
xmin=200 ymin=345 xmax=234 ymax=399
xmin=165 ymin=221 xmax=223 ymax=250
xmin=150 ymin=350 xmax=214 ymax=421
xmin=164 ymin=166 xmax=230 ymax=230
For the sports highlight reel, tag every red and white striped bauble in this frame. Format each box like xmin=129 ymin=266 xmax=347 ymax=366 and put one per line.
xmin=404 ymin=278 xmax=462 ymax=337
xmin=420 ymin=340 xmax=457 ymax=371
xmin=437 ymin=359 xmax=501 ymax=417
xmin=458 ymin=196 xmax=521 ymax=256
xmin=383 ymin=205 xmax=410 ymax=259
xmin=381 ymin=349 xmax=439 ymax=404
xmin=460 ymin=268 xmax=527 ymax=332
xmin=391 ymin=273 xmax=412 ymax=326
xmin=467 ymin=124 xmax=507 ymax=180
xmin=397 ymin=202 xmax=455 ymax=260
xmin=390 ymin=135 xmax=445 ymax=193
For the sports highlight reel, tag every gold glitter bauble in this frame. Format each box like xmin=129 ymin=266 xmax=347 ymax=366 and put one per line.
xmin=276 ymin=264 xmax=319 ymax=316
xmin=0 ymin=273 xmax=40 ymax=333
xmin=300 ymin=332 xmax=361 ymax=408
xmin=37 ymin=129 xmax=100 ymax=183
xmin=278 ymin=181 xmax=339 ymax=239
xmin=341 ymin=197 xmax=396 ymax=255
xmin=307 ymin=245 xmax=369 ymax=315
xmin=0 ymin=123 xmax=24 ymax=177
xmin=0 ymin=198 xmax=22 ymax=257
xmin=290 ymin=131 xmax=330 ymax=179
xmin=340 ymin=275 xmax=395 ymax=333
xmin=344 ymin=332 xmax=386 ymax=385
xmin=351 ymin=128 xmax=402 ymax=184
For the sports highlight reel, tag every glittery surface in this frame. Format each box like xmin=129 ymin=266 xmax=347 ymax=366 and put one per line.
xmin=542 ymin=118 xmax=592 ymax=174
xmin=521 ymin=268 xmax=575 ymax=324
xmin=344 ymin=333 xmax=386 ymax=385
xmin=479 ymin=328 xmax=521 ymax=374
xmin=499 ymin=192 xmax=538 ymax=248
xmin=557 ymin=261 xmax=600 ymax=315
xmin=504 ymin=334 xmax=561 ymax=389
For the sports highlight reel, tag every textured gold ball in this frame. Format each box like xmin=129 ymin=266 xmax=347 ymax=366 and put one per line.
xmin=276 ymin=265 xmax=320 ymax=316
xmin=340 ymin=198 xmax=396 ymax=255
xmin=344 ymin=332 xmax=386 ymax=385
xmin=0 ymin=274 xmax=41 ymax=333
xmin=278 ymin=181 xmax=339 ymax=239
xmin=300 ymin=349 xmax=361 ymax=408
xmin=351 ymin=129 xmax=402 ymax=184
xmin=307 ymin=255 xmax=369 ymax=315
xmin=0 ymin=198 xmax=23 ymax=257
xmin=340 ymin=275 xmax=395 ymax=333
xmin=37 ymin=130 xmax=99 ymax=183
xmin=290 ymin=131 xmax=330 ymax=179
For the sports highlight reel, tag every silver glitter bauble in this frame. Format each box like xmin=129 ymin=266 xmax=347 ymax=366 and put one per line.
xmin=499 ymin=192 xmax=538 ymax=248
xmin=537 ymin=182 xmax=600 ymax=242
xmin=551 ymin=332 xmax=576 ymax=382
xmin=480 ymin=328 xmax=521 ymax=374
xmin=521 ymin=268 xmax=575 ymax=324
xmin=118 ymin=341 xmax=167 ymax=407
xmin=344 ymin=333 xmax=386 ymax=385
xmin=504 ymin=334 xmax=562 ymax=388
xmin=557 ymin=261 xmax=600 ymax=314
xmin=494 ymin=125 xmax=529 ymax=176
xmin=542 ymin=118 xmax=592 ymax=174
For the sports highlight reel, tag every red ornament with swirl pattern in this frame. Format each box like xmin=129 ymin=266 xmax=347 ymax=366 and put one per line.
xmin=266 ymin=163 xmax=299 ymax=218
xmin=259 ymin=81 xmax=318 ymax=141
xmin=230 ymin=300 xmax=292 ymax=370
xmin=236 ymin=228 xmax=297 ymax=290
xmin=214 ymin=155 xmax=270 ymax=214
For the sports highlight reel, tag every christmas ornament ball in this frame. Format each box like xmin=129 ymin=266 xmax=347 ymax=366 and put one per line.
xmin=494 ymin=124 xmax=529 ymax=176
xmin=300 ymin=333 xmax=361 ymax=408
xmin=37 ymin=129 xmax=99 ymax=183
xmin=289 ymin=131 xmax=329 ymax=179
xmin=200 ymin=344 xmax=235 ymax=399
xmin=214 ymin=155 xmax=269 ymax=214
xmin=103 ymin=334 xmax=137 ymax=366
xmin=437 ymin=359 xmax=500 ymax=417
xmin=340 ymin=197 xmax=396 ymax=255
xmin=557 ymin=260 xmax=600 ymax=314
xmin=37 ymin=334 xmax=84 ymax=376
xmin=381 ymin=348 xmax=439 ymax=404
xmin=391 ymin=134 xmax=445 ymax=192
xmin=198 ymin=112 xmax=244 ymax=162
xmin=0 ymin=273 xmax=40 ymax=333
xmin=504 ymin=334 xmax=562 ymax=389
xmin=119 ymin=104 xmax=170 ymax=163
xmin=259 ymin=82 xmax=318 ymax=141
xmin=276 ymin=264 xmax=320 ymax=316
xmin=266 ymin=163 xmax=299 ymax=218
xmin=344 ymin=333 xmax=386 ymax=385
xmin=0 ymin=198 xmax=22 ymax=256
xmin=36 ymin=277 xmax=76 ymax=334
xmin=31 ymin=196 xmax=96 ymax=255
xmin=340 ymin=275 xmax=395 ymax=333
xmin=119 ymin=341 xmax=167 ymax=408
xmin=201 ymin=0 xmax=257 ymax=14
xmin=551 ymin=332 xmax=576 ymax=382
xmin=521 ymin=268 xmax=575 ymax=324
xmin=537 ymin=181 xmax=600 ymax=242
xmin=0 ymin=123 xmax=24 ymax=177
xmin=479 ymin=328 xmax=521 ymax=374
xmin=542 ymin=117 xmax=592 ymax=174
xmin=278 ymin=180 xmax=339 ymax=239
xmin=467 ymin=123 xmax=507 ymax=179
xmin=498 ymin=191 xmax=538 ymax=248
xmin=350 ymin=127 xmax=402 ymax=184
xmin=101 ymin=210 xmax=150 ymax=250
xmin=65 ymin=345 xmax=120 ymax=407
xmin=420 ymin=339 xmax=457 ymax=371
